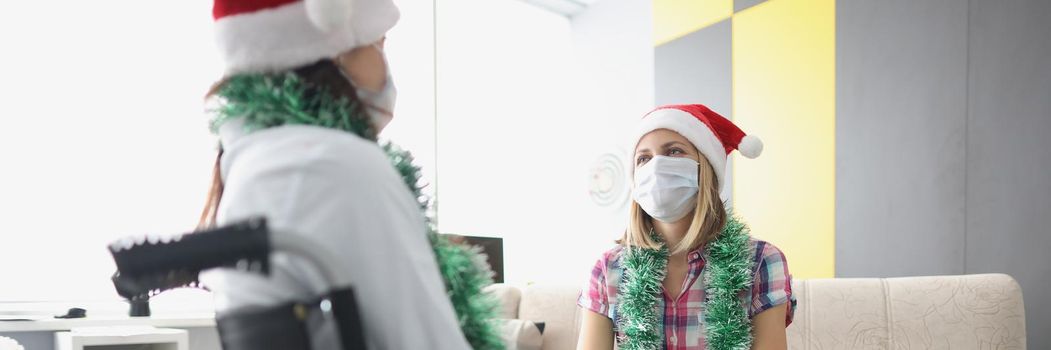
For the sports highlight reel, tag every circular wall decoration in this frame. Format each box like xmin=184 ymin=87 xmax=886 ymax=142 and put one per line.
xmin=588 ymin=151 xmax=629 ymax=209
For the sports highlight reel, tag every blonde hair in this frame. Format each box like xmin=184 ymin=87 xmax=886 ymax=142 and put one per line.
xmin=621 ymin=155 xmax=726 ymax=255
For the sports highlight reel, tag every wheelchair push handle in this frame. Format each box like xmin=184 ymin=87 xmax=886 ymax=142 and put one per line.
xmin=107 ymin=218 xmax=366 ymax=350
xmin=108 ymin=217 xmax=272 ymax=300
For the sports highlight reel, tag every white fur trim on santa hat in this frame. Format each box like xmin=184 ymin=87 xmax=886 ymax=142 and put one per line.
xmin=738 ymin=134 xmax=763 ymax=158
xmin=215 ymin=0 xmax=398 ymax=75
xmin=632 ymin=108 xmax=729 ymax=192
xmin=306 ymin=0 xmax=355 ymax=32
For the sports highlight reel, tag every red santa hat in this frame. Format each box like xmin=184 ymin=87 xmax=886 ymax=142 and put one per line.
xmin=212 ymin=0 xmax=399 ymax=75
xmin=631 ymin=104 xmax=763 ymax=191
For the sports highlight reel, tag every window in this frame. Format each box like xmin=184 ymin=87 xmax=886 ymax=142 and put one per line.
xmin=0 ymin=0 xmax=437 ymax=305
xmin=433 ymin=0 xmax=652 ymax=286
xmin=0 ymin=1 xmax=220 ymax=304
xmin=0 ymin=0 xmax=651 ymax=306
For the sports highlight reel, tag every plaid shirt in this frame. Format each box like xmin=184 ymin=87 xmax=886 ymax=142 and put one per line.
xmin=578 ymin=238 xmax=796 ymax=350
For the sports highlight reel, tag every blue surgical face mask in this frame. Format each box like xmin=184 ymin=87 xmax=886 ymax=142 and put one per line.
xmin=632 ymin=155 xmax=699 ymax=223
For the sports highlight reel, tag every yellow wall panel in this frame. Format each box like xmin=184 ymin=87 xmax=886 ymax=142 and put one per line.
xmin=732 ymin=0 xmax=836 ymax=278
xmin=653 ymin=0 xmax=733 ymax=45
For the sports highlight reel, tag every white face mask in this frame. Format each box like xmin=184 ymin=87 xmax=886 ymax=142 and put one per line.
xmin=338 ymin=45 xmax=397 ymax=133
xmin=632 ymin=155 xmax=699 ymax=223
xmin=355 ymin=70 xmax=396 ymax=132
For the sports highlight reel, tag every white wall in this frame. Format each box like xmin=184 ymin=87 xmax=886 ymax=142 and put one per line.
xmin=566 ymin=0 xmax=655 ymax=274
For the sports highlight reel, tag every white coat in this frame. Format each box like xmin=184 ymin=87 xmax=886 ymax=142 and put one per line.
xmin=200 ymin=120 xmax=470 ymax=349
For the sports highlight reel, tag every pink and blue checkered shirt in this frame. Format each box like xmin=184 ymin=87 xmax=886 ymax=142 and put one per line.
xmin=578 ymin=238 xmax=796 ymax=350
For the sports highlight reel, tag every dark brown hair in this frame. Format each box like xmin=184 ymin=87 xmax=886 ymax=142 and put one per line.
xmin=197 ymin=59 xmax=372 ymax=229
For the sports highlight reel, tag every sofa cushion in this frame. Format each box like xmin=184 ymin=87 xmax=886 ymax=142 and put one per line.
xmin=496 ymin=318 xmax=544 ymax=350
xmin=517 ymin=285 xmax=582 ymax=350
xmin=512 ymin=274 xmax=1026 ymax=350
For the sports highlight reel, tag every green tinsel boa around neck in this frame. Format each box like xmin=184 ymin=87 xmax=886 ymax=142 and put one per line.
xmin=617 ymin=213 xmax=756 ymax=350
xmin=211 ymin=72 xmax=505 ymax=350
xmin=209 ymin=72 xmax=376 ymax=141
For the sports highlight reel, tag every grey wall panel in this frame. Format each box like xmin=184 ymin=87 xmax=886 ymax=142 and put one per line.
xmin=654 ymin=19 xmax=734 ymax=200
xmin=837 ymin=0 xmax=1051 ymax=346
xmin=966 ymin=0 xmax=1051 ymax=347
xmin=654 ymin=19 xmax=731 ymax=117
xmin=836 ymin=0 xmax=969 ymax=278
xmin=734 ymin=0 xmax=767 ymax=13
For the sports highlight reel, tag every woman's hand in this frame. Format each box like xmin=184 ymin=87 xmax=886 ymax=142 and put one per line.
xmin=337 ymin=38 xmax=388 ymax=93
xmin=577 ymin=309 xmax=614 ymax=350
xmin=751 ymin=303 xmax=790 ymax=350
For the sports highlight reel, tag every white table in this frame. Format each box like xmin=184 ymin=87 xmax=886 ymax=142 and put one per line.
xmin=55 ymin=327 xmax=188 ymax=350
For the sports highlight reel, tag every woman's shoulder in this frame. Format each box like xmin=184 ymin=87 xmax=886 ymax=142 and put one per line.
xmin=225 ymin=125 xmax=391 ymax=176
xmin=603 ymin=244 xmax=626 ymax=260
xmin=592 ymin=244 xmax=626 ymax=271
xmin=748 ymin=238 xmax=783 ymax=253
xmin=229 ymin=124 xmax=381 ymax=157
xmin=747 ymin=238 xmax=790 ymax=272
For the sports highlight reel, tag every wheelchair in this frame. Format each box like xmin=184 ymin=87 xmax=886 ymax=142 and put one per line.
xmin=108 ymin=217 xmax=365 ymax=350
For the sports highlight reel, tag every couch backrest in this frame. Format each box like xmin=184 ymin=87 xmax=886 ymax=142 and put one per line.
xmin=788 ymin=273 xmax=1025 ymax=349
xmin=490 ymin=273 xmax=1026 ymax=350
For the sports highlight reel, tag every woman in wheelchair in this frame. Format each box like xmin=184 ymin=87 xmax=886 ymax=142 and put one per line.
xmin=189 ymin=0 xmax=473 ymax=348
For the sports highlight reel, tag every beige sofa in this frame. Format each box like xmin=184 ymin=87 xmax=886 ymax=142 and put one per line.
xmin=487 ymin=273 xmax=1027 ymax=349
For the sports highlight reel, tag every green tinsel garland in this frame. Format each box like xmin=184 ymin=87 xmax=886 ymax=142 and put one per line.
xmin=384 ymin=143 xmax=505 ymax=350
xmin=617 ymin=236 xmax=669 ymax=349
xmin=211 ymin=72 xmax=504 ymax=350
xmin=701 ymin=214 xmax=756 ymax=350
xmin=617 ymin=213 xmax=755 ymax=350
xmin=210 ymin=73 xmax=375 ymax=140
